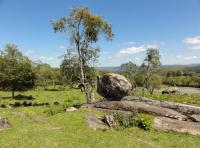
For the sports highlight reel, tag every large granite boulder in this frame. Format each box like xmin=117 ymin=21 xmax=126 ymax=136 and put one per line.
xmin=97 ymin=73 xmax=132 ymax=100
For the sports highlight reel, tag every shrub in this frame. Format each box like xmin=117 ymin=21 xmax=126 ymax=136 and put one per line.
xmin=45 ymin=101 xmax=72 ymax=116
xmin=45 ymin=105 xmax=65 ymax=116
xmin=114 ymin=113 xmax=137 ymax=128
xmin=14 ymin=102 xmax=21 ymax=107
xmin=0 ymin=104 xmax=6 ymax=108
xmin=135 ymin=114 xmax=153 ymax=130
xmin=114 ymin=113 xmax=153 ymax=130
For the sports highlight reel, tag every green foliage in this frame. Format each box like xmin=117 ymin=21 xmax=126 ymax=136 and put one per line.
xmin=52 ymin=7 xmax=114 ymax=103
xmin=135 ymin=114 xmax=153 ymax=131
xmin=146 ymin=74 xmax=162 ymax=94
xmin=145 ymin=91 xmax=200 ymax=105
xmin=34 ymin=62 xmax=61 ymax=88
xmin=45 ymin=104 xmax=65 ymax=116
xmin=141 ymin=48 xmax=161 ymax=95
xmin=144 ymin=48 xmax=161 ymax=69
xmin=0 ymin=44 xmax=36 ymax=98
xmin=164 ymin=76 xmax=200 ymax=88
xmin=120 ymin=61 xmax=137 ymax=85
xmin=0 ymin=89 xmax=200 ymax=147
xmin=114 ymin=113 xmax=153 ymax=130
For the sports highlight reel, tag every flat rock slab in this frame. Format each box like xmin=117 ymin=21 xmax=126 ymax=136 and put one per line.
xmin=154 ymin=117 xmax=200 ymax=136
xmin=123 ymin=96 xmax=200 ymax=115
xmin=85 ymin=113 xmax=109 ymax=131
xmin=95 ymin=101 xmax=188 ymax=121
xmin=0 ymin=117 xmax=11 ymax=129
xmin=190 ymin=114 xmax=200 ymax=122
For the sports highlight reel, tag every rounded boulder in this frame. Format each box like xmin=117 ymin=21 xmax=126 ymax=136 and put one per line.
xmin=97 ymin=73 xmax=132 ymax=100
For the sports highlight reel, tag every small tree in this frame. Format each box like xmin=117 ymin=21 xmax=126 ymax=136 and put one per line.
xmin=121 ymin=61 xmax=137 ymax=87
xmin=142 ymin=48 xmax=161 ymax=96
xmin=146 ymin=74 xmax=162 ymax=94
xmin=0 ymin=44 xmax=36 ymax=99
xmin=34 ymin=62 xmax=55 ymax=89
xmin=52 ymin=7 xmax=113 ymax=103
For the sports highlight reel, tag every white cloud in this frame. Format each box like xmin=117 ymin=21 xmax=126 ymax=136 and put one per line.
xmin=59 ymin=45 xmax=66 ymax=49
xmin=183 ymin=36 xmax=200 ymax=50
xmin=176 ymin=55 xmax=182 ymax=58
xmin=184 ymin=56 xmax=199 ymax=60
xmin=121 ymin=41 xmax=135 ymax=46
xmin=176 ymin=55 xmax=200 ymax=60
xmin=119 ymin=45 xmax=146 ymax=55
xmin=146 ymin=43 xmax=158 ymax=49
xmin=24 ymin=49 xmax=33 ymax=56
xmin=118 ymin=43 xmax=159 ymax=56
xmin=39 ymin=56 xmax=55 ymax=61
xmin=108 ymin=56 xmax=113 ymax=59
xmin=135 ymin=57 xmax=140 ymax=60
xmin=127 ymin=41 xmax=135 ymax=45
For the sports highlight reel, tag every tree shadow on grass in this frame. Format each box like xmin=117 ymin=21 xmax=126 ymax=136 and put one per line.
xmin=0 ymin=94 xmax=35 ymax=100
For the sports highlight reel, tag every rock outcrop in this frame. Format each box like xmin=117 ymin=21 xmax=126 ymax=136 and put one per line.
xmin=154 ymin=117 xmax=200 ymax=136
xmin=85 ymin=113 xmax=109 ymax=131
xmin=97 ymin=73 xmax=132 ymax=100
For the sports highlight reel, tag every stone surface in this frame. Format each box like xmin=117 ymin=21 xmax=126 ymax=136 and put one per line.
xmin=97 ymin=73 xmax=132 ymax=100
xmin=123 ymin=96 xmax=200 ymax=115
xmin=190 ymin=114 xmax=200 ymax=122
xmin=85 ymin=113 xmax=109 ymax=131
xmin=65 ymin=107 xmax=78 ymax=112
xmin=103 ymin=115 xmax=117 ymax=128
xmin=0 ymin=117 xmax=11 ymax=129
xmin=154 ymin=117 xmax=200 ymax=136
xmin=95 ymin=101 xmax=188 ymax=121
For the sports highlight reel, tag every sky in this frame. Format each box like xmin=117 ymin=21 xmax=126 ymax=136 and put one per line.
xmin=0 ymin=0 xmax=200 ymax=67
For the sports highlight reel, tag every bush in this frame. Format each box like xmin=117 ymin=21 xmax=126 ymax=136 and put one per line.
xmin=14 ymin=102 xmax=21 ymax=107
xmin=114 ymin=113 xmax=137 ymax=128
xmin=44 ymin=103 xmax=68 ymax=116
xmin=135 ymin=114 xmax=153 ymax=130
xmin=45 ymin=105 xmax=64 ymax=116
xmin=114 ymin=113 xmax=153 ymax=130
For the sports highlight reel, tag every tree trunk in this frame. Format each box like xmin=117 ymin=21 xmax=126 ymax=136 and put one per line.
xmin=142 ymin=65 xmax=150 ymax=96
xmin=85 ymin=81 xmax=95 ymax=104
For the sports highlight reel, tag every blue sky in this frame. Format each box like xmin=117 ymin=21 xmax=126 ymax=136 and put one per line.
xmin=0 ymin=0 xmax=200 ymax=67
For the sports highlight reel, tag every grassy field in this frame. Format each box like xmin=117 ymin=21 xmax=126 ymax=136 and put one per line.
xmin=0 ymin=88 xmax=200 ymax=147
xmin=132 ymin=87 xmax=200 ymax=106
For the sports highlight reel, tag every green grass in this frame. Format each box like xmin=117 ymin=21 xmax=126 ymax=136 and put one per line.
xmin=132 ymin=87 xmax=200 ymax=106
xmin=146 ymin=92 xmax=200 ymax=106
xmin=0 ymin=88 xmax=200 ymax=147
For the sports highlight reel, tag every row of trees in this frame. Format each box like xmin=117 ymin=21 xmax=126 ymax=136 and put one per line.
xmin=0 ymin=44 xmax=64 ymax=98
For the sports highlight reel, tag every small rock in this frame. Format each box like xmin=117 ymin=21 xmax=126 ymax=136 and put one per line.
xmin=0 ymin=117 xmax=11 ymax=129
xmin=65 ymin=107 xmax=78 ymax=112
xmin=103 ymin=115 xmax=117 ymax=128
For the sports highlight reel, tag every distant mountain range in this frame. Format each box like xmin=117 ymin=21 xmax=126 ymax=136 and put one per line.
xmin=98 ymin=64 xmax=200 ymax=72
